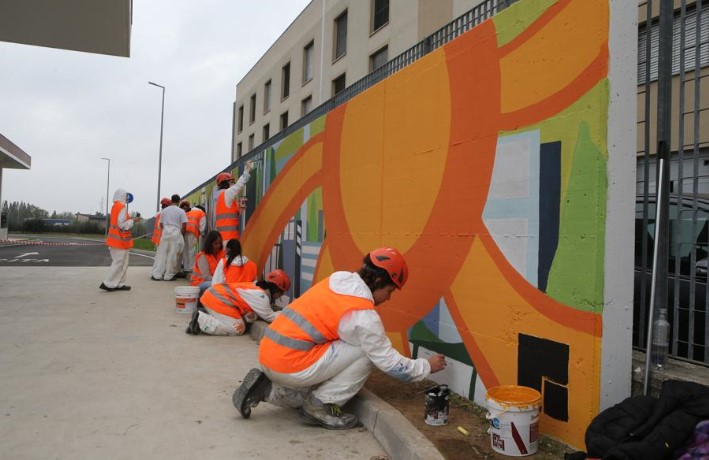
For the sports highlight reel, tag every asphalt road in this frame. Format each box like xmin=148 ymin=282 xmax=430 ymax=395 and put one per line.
xmin=0 ymin=235 xmax=154 ymax=267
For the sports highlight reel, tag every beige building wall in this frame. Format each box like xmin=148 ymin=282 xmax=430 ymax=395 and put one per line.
xmin=232 ymin=0 xmax=487 ymax=162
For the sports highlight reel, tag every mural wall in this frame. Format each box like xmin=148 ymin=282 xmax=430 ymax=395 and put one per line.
xmin=186 ymin=0 xmax=632 ymax=447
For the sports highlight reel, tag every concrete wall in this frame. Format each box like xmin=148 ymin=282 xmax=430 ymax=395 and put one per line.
xmin=188 ymin=0 xmax=634 ymax=448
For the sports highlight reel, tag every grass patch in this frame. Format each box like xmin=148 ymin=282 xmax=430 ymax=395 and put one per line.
xmin=132 ymin=238 xmax=156 ymax=252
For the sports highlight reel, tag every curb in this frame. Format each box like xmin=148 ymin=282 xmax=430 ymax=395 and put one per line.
xmin=249 ymin=321 xmax=445 ymax=460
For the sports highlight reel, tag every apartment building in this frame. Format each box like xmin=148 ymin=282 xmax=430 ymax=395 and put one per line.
xmin=231 ymin=0 xmax=491 ymax=161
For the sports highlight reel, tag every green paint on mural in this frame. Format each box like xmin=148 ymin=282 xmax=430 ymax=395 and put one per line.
xmin=410 ymin=322 xmax=474 ymax=366
xmin=500 ymin=80 xmax=609 ymax=312
xmin=306 ymin=188 xmax=323 ymax=242
xmin=274 ymin=128 xmax=304 ymax=164
xmin=310 ymin=115 xmax=326 ymax=137
xmin=493 ymin=0 xmax=557 ymax=47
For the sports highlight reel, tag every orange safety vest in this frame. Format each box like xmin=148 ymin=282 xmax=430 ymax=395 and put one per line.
xmin=259 ymin=276 xmax=374 ymax=374
xmin=223 ymin=257 xmax=258 ymax=283
xmin=190 ymin=250 xmax=224 ymax=286
xmin=151 ymin=213 xmax=162 ymax=245
xmin=200 ymin=282 xmax=259 ymax=320
xmin=106 ymin=201 xmax=133 ymax=249
xmin=215 ymin=189 xmax=240 ymax=241
xmin=186 ymin=208 xmax=205 ymax=238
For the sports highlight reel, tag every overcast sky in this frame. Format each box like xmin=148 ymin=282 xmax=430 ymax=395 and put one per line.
xmin=0 ymin=0 xmax=310 ymax=218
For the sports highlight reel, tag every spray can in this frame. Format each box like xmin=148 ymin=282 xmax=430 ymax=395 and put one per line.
xmin=424 ymin=384 xmax=450 ymax=426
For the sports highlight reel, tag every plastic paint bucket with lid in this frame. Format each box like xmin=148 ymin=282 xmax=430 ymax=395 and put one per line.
xmin=485 ymin=385 xmax=541 ymax=456
xmin=174 ymin=286 xmax=200 ymax=314
xmin=424 ymin=384 xmax=450 ymax=426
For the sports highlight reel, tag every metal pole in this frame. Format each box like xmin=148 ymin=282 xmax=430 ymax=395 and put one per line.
xmin=101 ymin=157 xmax=110 ymax=236
xmin=149 ymin=82 xmax=165 ymax=213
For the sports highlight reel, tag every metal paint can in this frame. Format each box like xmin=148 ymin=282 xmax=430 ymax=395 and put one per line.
xmin=424 ymin=384 xmax=450 ymax=426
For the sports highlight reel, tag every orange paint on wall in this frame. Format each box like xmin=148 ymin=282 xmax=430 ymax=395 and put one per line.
xmin=449 ymin=237 xmax=600 ymax=446
xmin=499 ymin=0 xmax=608 ymax=114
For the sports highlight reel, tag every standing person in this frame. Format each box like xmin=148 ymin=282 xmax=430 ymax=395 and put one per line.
xmin=100 ymin=189 xmax=141 ymax=292
xmin=215 ymin=161 xmax=254 ymax=247
xmin=232 ymin=247 xmax=447 ymax=428
xmin=186 ymin=270 xmax=291 ymax=336
xmin=212 ymin=239 xmax=257 ymax=284
xmin=190 ymin=230 xmax=224 ymax=292
xmin=151 ymin=197 xmax=171 ymax=248
xmin=151 ymin=194 xmax=187 ymax=281
xmin=180 ymin=200 xmax=206 ymax=277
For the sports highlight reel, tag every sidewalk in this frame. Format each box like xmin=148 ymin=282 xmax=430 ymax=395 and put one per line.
xmin=0 ymin=266 xmax=387 ymax=459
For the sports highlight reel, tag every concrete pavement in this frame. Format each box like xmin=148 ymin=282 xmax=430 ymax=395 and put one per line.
xmin=0 ymin=266 xmax=388 ymax=459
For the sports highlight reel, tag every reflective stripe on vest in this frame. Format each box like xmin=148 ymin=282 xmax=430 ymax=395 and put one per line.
xmin=215 ymin=190 xmax=240 ymax=240
xmin=151 ymin=213 xmax=162 ymax=245
xmin=258 ymin=276 xmax=374 ymax=373
xmin=200 ymin=282 xmax=255 ymax=319
xmin=223 ymin=258 xmax=258 ymax=283
xmin=186 ymin=208 xmax=204 ymax=238
xmin=105 ymin=201 xmax=133 ymax=249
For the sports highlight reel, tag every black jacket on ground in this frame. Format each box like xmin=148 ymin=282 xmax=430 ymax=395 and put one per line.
xmin=584 ymin=379 xmax=709 ymax=460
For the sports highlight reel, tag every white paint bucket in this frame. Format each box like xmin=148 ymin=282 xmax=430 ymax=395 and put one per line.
xmin=174 ymin=286 xmax=200 ymax=314
xmin=485 ymin=385 xmax=541 ymax=456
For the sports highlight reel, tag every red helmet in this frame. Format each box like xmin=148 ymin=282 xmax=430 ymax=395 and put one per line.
xmin=369 ymin=247 xmax=408 ymax=289
xmin=160 ymin=197 xmax=171 ymax=207
xmin=266 ymin=269 xmax=291 ymax=292
xmin=216 ymin=172 xmax=234 ymax=185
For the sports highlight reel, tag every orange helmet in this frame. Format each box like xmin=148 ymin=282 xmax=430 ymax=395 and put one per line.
xmin=160 ymin=197 xmax=171 ymax=207
xmin=216 ymin=172 xmax=234 ymax=185
xmin=266 ymin=269 xmax=291 ymax=292
xmin=369 ymin=247 xmax=408 ymax=289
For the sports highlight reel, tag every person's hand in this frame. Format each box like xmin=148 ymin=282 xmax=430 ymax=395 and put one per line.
xmin=245 ymin=161 xmax=254 ymax=173
xmin=428 ymin=354 xmax=447 ymax=373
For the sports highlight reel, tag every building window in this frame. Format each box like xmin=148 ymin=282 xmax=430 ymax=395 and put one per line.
xmin=263 ymin=80 xmax=272 ymax=114
xmin=301 ymin=96 xmax=312 ymax=117
xmin=236 ymin=142 xmax=242 ymax=159
xmin=237 ymin=105 xmax=244 ymax=133
xmin=370 ymin=46 xmax=388 ymax=72
xmin=249 ymin=94 xmax=256 ymax=124
xmin=263 ymin=123 xmax=270 ymax=142
xmin=281 ymin=62 xmax=291 ymax=100
xmin=333 ymin=10 xmax=348 ymax=61
xmin=248 ymin=134 xmax=255 ymax=151
xmin=303 ymin=41 xmax=314 ymax=84
xmin=280 ymin=111 xmax=289 ymax=130
xmin=332 ymin=73 xmax=346 ymax=96
xmin=372 ymin=0 xmax=389 ymax=33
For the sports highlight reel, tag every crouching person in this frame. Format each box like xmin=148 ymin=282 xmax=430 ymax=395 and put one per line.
xmin=232 ymin=247 xmax=447 ymax=429
xmin=186 ymin=269 xmax=291 ymax=336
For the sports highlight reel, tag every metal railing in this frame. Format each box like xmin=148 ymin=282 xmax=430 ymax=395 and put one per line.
xmin=184 ymin=0 xmax=517 ymax=196
xmin=636 ymin=0 xmax=709 ymax=365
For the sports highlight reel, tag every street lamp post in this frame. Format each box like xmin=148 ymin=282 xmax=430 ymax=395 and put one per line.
xmin=148 ymin=81 xmax=165 ymax=213
xmin=101 ymin=157 xmax=111 ymax=236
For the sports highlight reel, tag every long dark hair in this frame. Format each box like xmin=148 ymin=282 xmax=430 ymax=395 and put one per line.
xmin=225 ymin=239 xmax=244 ymax=266
xmin=358 ymin=254 xmax=394 ymax=292
xmin=256 ymin=279 xmax=280 ymax=298
xmin=201 ymin=230 xmax=222 ymax=256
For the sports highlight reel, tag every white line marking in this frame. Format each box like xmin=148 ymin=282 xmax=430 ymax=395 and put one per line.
xmin=130 ymin=252 xmax=155 ymax=260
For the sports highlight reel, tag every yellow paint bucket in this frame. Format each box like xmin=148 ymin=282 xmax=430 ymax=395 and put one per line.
xmin=485 ymin=385 xmax=541 ymax=456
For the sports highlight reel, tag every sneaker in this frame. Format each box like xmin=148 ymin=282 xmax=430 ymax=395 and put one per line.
xmin=232 ymin=368 xmax=271 ymax=419
xmin=99 ymin=282 xmax=116 ymax=292
xmin=185 ymin=309 xmax=201 ymax=335
xmin=150 ymin=276 xmax=162 ymax=281
xmin=298 ymin=398 xmax=358 ymax=430
xmin=116 ymin=285 xmax=131 ymax=291
xmin=164 ymin=276 xmax=177 ymax=281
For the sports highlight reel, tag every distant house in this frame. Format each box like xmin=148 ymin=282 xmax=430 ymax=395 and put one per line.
xmin=75 ymin=213 xmax=107 ymax=231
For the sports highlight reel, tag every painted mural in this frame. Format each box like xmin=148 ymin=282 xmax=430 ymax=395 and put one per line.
xmin=186 ymin=0 xmax=611 ymax=447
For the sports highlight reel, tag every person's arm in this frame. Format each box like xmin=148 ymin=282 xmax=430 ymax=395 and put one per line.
xmin=212 ymin=260 xmax=225 ymax=284
xmin=224 ymin=162 xmax=254 ymax=207
xmin=117 ymin=206 xmax=135 ymax=231
xmin=180 ymin=210 xmax=188 ymax=235
xmin=238 ymin=287 xmax=280 ymax=322
xmin=199 ymin=215 xmax=207 ymax=236
xmin=338 ymin=310 xmax=445 ymax=382
xmin=196 ymin=254 xmax=212 ymax=281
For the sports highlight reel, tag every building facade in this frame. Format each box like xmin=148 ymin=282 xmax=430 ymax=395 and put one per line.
xmin=231 ymin=0 xmax=490 ymax=162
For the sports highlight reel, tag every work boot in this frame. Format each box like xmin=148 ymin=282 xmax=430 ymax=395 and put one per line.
xmin=232 ymin=368 xmax=271 ymax=419
xmin=185 ymin=309 xmax=201 ymax=335
xmin=298 ymin=397 xmax=358 ymax=430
